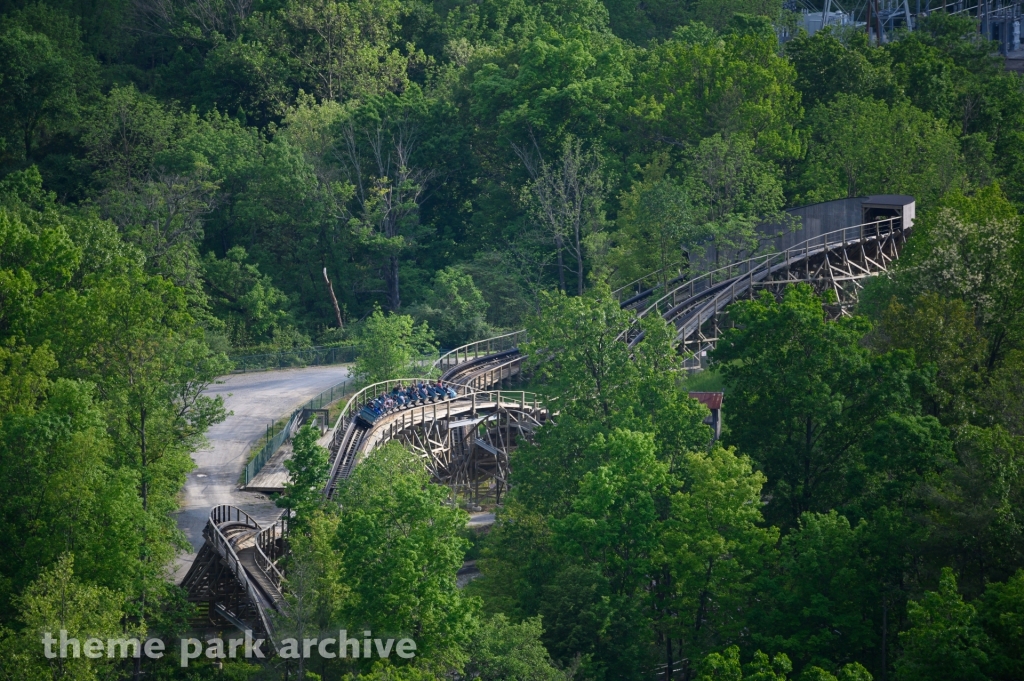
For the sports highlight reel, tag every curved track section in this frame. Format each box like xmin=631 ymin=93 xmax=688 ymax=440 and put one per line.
xmin=183 ymin=199 xmax=913 ymax=642
xmin=323 ymin=377 xmax=545 ymax=502
xmin=623 ymin=216 xmax=909 ymax=361
xmin=437 ymin=331 xmax=528 ymax=391
xmin=180 ymin=506 xmax=287 ymax=643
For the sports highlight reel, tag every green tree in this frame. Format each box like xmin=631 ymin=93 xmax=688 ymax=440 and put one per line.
xmin=797 ymin=95 xmax=964 ymax=205
xmin=481 ymin=290 xmax=757 ymax=678
xmin=0 ymin=27 xmax=76 ymax=163
xmin=713 ymin=285 xmax=923 ymax=528
xmin=277 ymin=424 xmax=331 ymax=528
xmin=463 ymin=614 xmax=567 ymax=681
xmin=337 ymin=89 xmax=435 ymax=311
xmin=82 ymin=85 xmax=176 ymax=191
xmin=895 ymin=568 xmax=989 ymax=681
xmin=541 ymin=429 xmax=669 ymax=679
xmin=750 ymin=512 xmax=879 ymax=673
xmin=632 ymin=21 xmax=803 ymax=163
xmin=885 ymin=12 xmax=1024 ymax=153
xmin=468 ymin=30 xmax=632 ymax=162
xmin=82 ymin=86 xmax=232 ymax=295
xmin=870 ymin=294 xmax=987 ymax=423
xmin=409 ymin=266 xmax=491 ymax=349
xmin=983 ymin=350 xmax=1024 ymax=436
xmin=786 ymin=28 xmax=896 ymax=111
xmin=3 ymin=554 xmax=127 ymax=681
xmin=610 ymin=157 xmax=698 ymax=290
xmin=923 ymin=424 xmax=1024 ymax=594
xmin=281 ymin=0 xmax=411 ymax=102
xmin=685 ymin=132 xmax=787 ymax=258
xmin=896 ymin=185 xmax=1024 ymax=370
xmin=691 ymin=2 xmax=782 ymax=31
xmin=0 ymin=377 xmax=145 ymax=618
xmin=203 ymin=246 xmax=303 ymax=350
xmin=666 ymin=445 xmax=778 ymax=674
xmin=695 ymin=646 xmax=799 ymax=681
xmin=522 ymin=287 xmax=639 ymax=423
xmin=353 ymin=306 xmax=436 ymax=383
xmin=978 ymin=570 xmax=1024 ymax=680
xmin=331 ymin=442 xmax=475 ymax=670
xmin=275 ymin=510 xmax=347 ymax=680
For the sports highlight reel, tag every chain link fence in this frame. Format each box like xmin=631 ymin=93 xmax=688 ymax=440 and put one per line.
xmin=229 ymin=345 xmax=358 ymax=373
xmin=243 ymin=378 xmax=360 ymax=485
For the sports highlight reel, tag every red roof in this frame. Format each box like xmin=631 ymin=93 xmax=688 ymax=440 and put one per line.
xmin=688 ymin=392 xmax=724 ymax=410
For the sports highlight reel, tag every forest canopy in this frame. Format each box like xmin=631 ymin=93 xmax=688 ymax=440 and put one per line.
xmin=1 ymin=0 xmax=1020 ymax=351
xmin=1 ymin=0 xmax=1024 ymax=680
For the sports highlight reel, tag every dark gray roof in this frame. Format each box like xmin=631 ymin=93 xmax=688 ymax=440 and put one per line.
xmin=863 ymin=195 xmax=915 ymax=207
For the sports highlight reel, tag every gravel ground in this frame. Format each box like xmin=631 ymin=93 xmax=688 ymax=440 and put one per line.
xmin=172 ymin=365 xmax=351 ymax=581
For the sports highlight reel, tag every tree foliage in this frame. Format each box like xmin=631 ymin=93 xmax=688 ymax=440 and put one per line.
xmin=3 ymin=1 xmax=1024 ymax=679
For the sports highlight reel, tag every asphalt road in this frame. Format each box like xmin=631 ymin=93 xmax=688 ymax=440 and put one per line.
xmin=173 ymin=365 xmax=351 ymax=580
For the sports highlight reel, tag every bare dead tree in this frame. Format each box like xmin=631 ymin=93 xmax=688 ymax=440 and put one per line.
xmin=182 ymin=0 xmax=253 ymax=38
xmin=336 ymin=112 xmax=434 ymax=311
xmin=516 ymin=135 xmax=606 ymax=296
xmin=130 ymin=0 xmax=252 ymax=38
xmin=323 ymin=267 xmax=345 ymax=329
xmin=504 ymin=232 xmax=558 ymax=315
xmin=129 ymin=0 xmax=178 ymax=35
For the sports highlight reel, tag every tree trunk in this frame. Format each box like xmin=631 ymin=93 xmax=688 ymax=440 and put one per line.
xmin=24 ymin=125 xmax=33 ymax=163
xmin=555 ymin=235 xmax=566 ymax=293
xmin=140 ymin=406 xmax=148 ymax=512
xmin=386 ymin=254 xmax=401 ymax=311
xmin=575 ymin=223 xmax=584 ymax=296
xmin=323 ymin=267 xmax=344 ymax=329
xmin=803 ymin=415 xmax=813 ymax=515
xmin=881 ymin=599 xmax=888 ymax=681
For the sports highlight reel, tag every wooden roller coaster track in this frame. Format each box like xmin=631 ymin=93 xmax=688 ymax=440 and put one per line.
xmin=182 ymin=197 xmax=913 ymax=643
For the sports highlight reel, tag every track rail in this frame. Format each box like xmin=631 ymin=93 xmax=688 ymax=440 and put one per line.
xmin=180 ymin=505 xmax=286 ymax=643
xmin=185 ymin=198 xmax=913 ymax=643
xmin=434 ymin=330 xmax=527 ymax=376
xmin=322 ymin=350 xmax=536 ymax=499
xmin=622 ymin=217 xmax=907 ymax=351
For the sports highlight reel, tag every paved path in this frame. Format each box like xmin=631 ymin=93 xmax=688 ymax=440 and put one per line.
xmin=173 ymin=366 xmax=351 ymax=580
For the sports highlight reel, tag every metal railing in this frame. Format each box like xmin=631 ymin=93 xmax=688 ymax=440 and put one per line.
xmin=244 ymin=377 xmax=359 ymax=485
xmin=328 ymin=374 xmax=548 ymax=448
xmin=635 ymin=218 xmax=902 ymax=323
xmin=433 ymin=331 xmax=527 ymax=374
xmin=255 ymin=515 xmax=289 ymax=584
xmin=457 ymin=355 xmax=527 ymax=392
xmin=611 ymin=262 xmax=686 ymax=303
xmin=358 ymin=388 xmax=548 ymax=454
xmin=230 ymin=345 xmax=357 ymax=373
xmin=625 ymin=217 xmax=905 ymax=347
xmin=329 ymin=378 xmax=442 ymax=447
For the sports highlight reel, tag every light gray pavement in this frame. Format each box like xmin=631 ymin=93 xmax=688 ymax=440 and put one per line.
xmin=173 ymin=365 xmax=351 ymax=580
xmin=467 ymin=512 xmax=495 ymax=529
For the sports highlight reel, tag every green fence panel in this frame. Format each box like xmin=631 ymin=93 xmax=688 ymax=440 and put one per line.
xmin=243 ymin=377 xmax=357 ymax=485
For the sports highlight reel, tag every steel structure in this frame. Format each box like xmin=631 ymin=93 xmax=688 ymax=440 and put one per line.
xmin=182 ymin=195 xmax=915 ymax=644
xmin=790 ymin=0 xmax=1022 ymax=52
